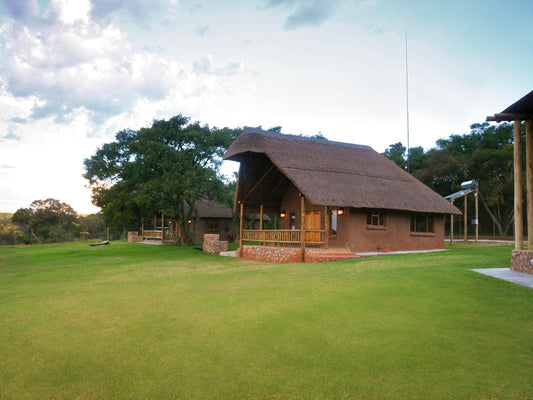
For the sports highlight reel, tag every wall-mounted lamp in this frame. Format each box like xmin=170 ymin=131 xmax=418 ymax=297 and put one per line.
xmin=280 ymin=211 xmax=287 ymax=219
xmin=337 ymin=208 xmax=345 ymax=216
xmin=187 ymin=219 xmax=192 ymax=224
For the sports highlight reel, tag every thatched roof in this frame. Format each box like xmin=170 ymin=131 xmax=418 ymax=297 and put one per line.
xmin=196 ymin=199 xmax=233 ymax=219
xmin=224 ymin=128 xmax=461 ymax=215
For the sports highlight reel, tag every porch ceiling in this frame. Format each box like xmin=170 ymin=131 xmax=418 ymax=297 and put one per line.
xmin=234 ymin=152 xmax=291 ymax=213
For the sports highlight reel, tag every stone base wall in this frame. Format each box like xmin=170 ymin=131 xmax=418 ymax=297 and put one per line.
xmin=239 ymin=245 xmax=303 ymax=263
xmin=203 ymin=234 xmax=228 ymax=254
xmin=237 ymin=246 xmax=356 ymax=263
xmin=511 ymin=250 xmax=533 ymax=274
xmin=128 ymin=231 xmax=143 ymax=243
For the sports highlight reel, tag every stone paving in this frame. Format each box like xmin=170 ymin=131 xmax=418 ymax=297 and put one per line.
xmin=471 ymin=268 xmax=533 ymax=289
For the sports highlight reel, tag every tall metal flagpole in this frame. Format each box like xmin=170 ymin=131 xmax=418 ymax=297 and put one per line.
xmin=405 ymin=32 xmax=410 ymax=173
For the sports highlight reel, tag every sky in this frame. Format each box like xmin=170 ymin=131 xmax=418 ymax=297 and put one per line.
xmin=0 ymin=0 xmax=532 ymax=214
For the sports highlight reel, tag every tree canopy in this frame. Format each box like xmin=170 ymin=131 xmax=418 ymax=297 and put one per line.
xmin=83 ymin=115 xmax=240 ymax=244
xmin=11 ymin=198 xmax=78 ymax=242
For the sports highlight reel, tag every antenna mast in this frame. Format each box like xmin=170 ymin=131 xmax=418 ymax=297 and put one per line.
xmin=405 ymin=32 xmax=410 ymax=173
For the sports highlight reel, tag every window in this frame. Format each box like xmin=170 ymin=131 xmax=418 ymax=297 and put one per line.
xmin=207 ymin=220 xmax=218 ymax=229
xmin=331 ymin=210 xmax=337 ymax=234
xmin=410 ymin=214 xmax=434 ymax=233
xmin=367 ymin=211 xmax=386 ymax=227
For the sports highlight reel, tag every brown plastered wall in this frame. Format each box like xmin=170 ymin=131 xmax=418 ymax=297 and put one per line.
xmin=277 ymin=183 xmax=445 ymax=252
xmin=279 ymin=185 xmax=330 ymax=230
xmin=192 ymin=218 xmax=233 ymax=243
xmin=347 ymin=209 xmax=445 ymax=252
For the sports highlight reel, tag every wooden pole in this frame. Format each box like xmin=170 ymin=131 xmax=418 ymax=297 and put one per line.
xmin=300 ymin=195 xmax=306 ymax=262
xmin=464 ymin=194 xmax=468 ymax=243
xmin=475 ymin=190 xmax=479 ymax=244
xmin=526 ymin=119 xmax=533 ymax=250
xmin=324 ymin=205 xmax=329 ymax=250
xmin=239 ymin=202 xmax=244 ymax=256
xmin=259 ymin=204 xmax=263 ymax=246
xmin=450 ymin=199 xmax=454 ymax=245
xmin=161 ymin=212 xmax=165 ymax=244
xmin=142 ymin=218 xmax=144 ymax=238
xmin=514 ymin=119 xmax=524 ymax=250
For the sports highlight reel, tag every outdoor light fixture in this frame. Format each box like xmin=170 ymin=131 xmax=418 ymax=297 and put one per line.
xmin=337 ymin=208 xmax=345 ymax=216
xmin=280 ymin=211 xmax=287 ymax=219
xmin=187 ymin=219 xmax=192 ymax=224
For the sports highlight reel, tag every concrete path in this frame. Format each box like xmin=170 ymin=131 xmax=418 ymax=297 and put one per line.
xmin=471 ymin=268 xmax=533 ymax=289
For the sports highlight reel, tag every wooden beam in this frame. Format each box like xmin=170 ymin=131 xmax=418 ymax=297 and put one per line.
xmin=514 ymin=119 xmax=524 ymax=250
xmin=264 ymin=174 xmax=287 ymax=201
xmin=487 ymin=113 xmax=533 ymax=122
xmin=242 ymin=165 xmax=275 ymax=201
xmin=527 ymin=119 xmax=533 ymax=250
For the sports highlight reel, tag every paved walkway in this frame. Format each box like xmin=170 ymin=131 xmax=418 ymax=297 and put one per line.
xmin=471 ymin=268 xmax=533 ymax=289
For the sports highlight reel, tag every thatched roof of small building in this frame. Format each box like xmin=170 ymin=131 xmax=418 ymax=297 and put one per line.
xmin=196 ymin=199 xmax=233 ymax=219
xmin=224 ymin=128 xmax=461 ymax=215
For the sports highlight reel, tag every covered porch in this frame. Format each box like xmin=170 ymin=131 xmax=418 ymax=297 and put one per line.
xmin=140 ymin=212 xmax=178 ymax=243
xmin=232 ymin=152 xmax=351 ymax=262
xmin=487 ymin=90 xmax=533 ymax=273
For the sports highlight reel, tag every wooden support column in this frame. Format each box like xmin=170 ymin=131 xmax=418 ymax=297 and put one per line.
xmin=527 ymin=119 xmax=533 ymax=250
xmin=450 ymin=199 xmax=454 ymax=245
xmin=324 ymin=205 xmax=329 ymax=250
xmin=475 ymin=191 xmax=479 ymax=244
xmin=514 ymin=119 xmax=524 ymax=250
xmin=141 ymin=218 xmax=144 ymax=237
xmin=464 ymin=194 xmax=468 ymax=243
xmin=161 ymin=212 xmax=165 ymax=243
xmin=300 ymin=195 xmax=306 ymax=262
xmin=259 ymin=204 xmax=264 ymax=246
xmin=239 ymin=202 xmax=244 ymax=256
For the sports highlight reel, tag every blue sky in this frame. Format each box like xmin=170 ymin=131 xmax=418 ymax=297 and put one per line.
xmin=0 ymin=0 xmax=532 ymax=213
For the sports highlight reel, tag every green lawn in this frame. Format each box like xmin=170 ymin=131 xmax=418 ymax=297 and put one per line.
xmin=0 ymin=241 xmax=532 ymax=399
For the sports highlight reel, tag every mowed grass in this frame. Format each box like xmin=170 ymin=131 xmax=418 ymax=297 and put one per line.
xmin=0 ymin=242 xmax=532 ymax=399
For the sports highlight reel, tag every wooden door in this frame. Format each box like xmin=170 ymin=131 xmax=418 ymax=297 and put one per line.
xmin=305 ymin=211 xmax=321 ymax=243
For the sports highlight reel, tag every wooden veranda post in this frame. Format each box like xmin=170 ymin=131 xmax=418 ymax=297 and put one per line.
xmin=475 ymin=190 xmax=479 ymax=244
xmin=464 ymin=194 xmax=468 ymax=243
xmin=239 ymin=202 xmax=244 ymax=256
xmin=300 ymin=195 xmax=305 ymax=262
xmin=514 ymin=119 xmax=524 ymax=250
xmin=161 ymin=212 xmax=165 ymax=244
xmin=527 ymin=119 xmax=533 ymax=249
xmin=324 ymin=205 xmax=329 ymax=250
xmin=259 ymin=204 xmax=263 ymax=246
xmin=450 ymin=199 xmax=454 ymax=245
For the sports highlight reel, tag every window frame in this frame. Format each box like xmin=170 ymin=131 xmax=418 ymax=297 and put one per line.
xmin=410 ymin=214 xmax=434 ymax=234
xmin=366 ymin=210 xmax=386 ymax=227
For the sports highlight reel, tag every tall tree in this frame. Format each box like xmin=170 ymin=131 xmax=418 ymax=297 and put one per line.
xmin=84 ymin=115 xmax=240 ymax=245
xmin=12 ymin=198 xmax=78 ymax=242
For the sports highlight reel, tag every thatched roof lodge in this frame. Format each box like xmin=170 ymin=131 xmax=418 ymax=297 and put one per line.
xmin=224 ymin=128 xmax=460 ymax=262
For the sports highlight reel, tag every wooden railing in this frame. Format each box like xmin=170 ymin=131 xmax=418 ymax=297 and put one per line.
xmin=142 ymin=228 xmax=174 ymax=240
xmin=242 ymin=229 xmax=326 ymax=244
